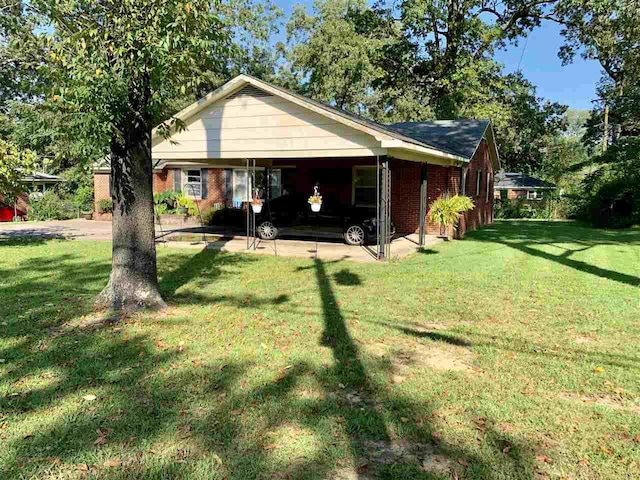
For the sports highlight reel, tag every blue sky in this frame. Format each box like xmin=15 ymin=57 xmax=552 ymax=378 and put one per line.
xmin=272 ymin=1 xmax=601 ymax=111
xmin=494 ymin=21 xmax=601 ymax=110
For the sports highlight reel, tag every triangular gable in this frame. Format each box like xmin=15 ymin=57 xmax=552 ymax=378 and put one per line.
xmin=152 ymin=78 xmax=386 ymax=159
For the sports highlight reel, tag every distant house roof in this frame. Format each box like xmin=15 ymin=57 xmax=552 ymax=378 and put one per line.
xmin=21 ymin=172 xmax=64 ymax=183
xmin=387 ymin=120 xmax=492 ymax=160
xmin=494 ymin=172 xmax=556 ymax=190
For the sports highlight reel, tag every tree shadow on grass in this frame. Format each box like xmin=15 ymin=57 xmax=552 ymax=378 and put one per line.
xmin=374 ymin=321 xmax=640 ymax=371
xmin=474 ymin=221 xmax=640 ymax=287
xmin=1 ymin=245 xmax=540 ymax=478
xmin=296 ymin=259 xmax=538 ymax=478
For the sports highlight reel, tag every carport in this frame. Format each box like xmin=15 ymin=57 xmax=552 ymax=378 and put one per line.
xmin=239 ymin=156 xmax=394 ymax=260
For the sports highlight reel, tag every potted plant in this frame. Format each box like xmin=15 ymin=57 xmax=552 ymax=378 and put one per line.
xmin=251 ymin=190 xmax=263 ymax=213
xmin=176 ymin=195 xmax=195 ymax=216
xmin=427 ymin=195 xmax=474 ymax=240
xmin=308 ymin=186 xmax=322 ymax=212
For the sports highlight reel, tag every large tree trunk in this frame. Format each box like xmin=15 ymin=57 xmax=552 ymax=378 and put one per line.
xmin=96 ymin=97 xmax=166 ymax=312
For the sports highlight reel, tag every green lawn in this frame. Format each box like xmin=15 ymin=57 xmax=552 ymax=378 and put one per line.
xmin=1 ymin=221 xmax=639 ymax=479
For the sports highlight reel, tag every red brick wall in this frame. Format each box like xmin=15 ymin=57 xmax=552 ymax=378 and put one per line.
xmin=94 ymin=168 xmax=229 ymax=214
xmin=425 ymin=165 xmax=460 ymax=234
xmin=390 ymin=161 xmax=465 ymax=235
xmin=391 ymin=160 xmax=421 ymax=235
xmin=94 ymin=173 xmax=110 ymax=211
xmin=389 ymin=140 xmax=494 ymax=237
xmin=459 ymin=139 xmax=494 ymax=234
xmin=199 ymin=168 xmax=226 ymax=211
xmin=153 ymin=169 xmax=171 ymax=194
xmin=93 ymin=152 xmax=494 ymax=234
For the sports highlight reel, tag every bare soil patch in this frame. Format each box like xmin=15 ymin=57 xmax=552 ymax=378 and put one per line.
xmin=363 ymin=439 xmax=456 ymax=475
xmin=364 ymin=340 xmax=475 ymax=377
xmin=558 ymin=392 xmax=640 ymax=415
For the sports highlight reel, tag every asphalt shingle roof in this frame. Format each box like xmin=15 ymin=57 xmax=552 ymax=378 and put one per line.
xmin=21 ymin=172 xmax=64 ymax=183
xmin=494 ymin=172 xmax=556 ymax=189
xmin=387 ymin=120 xmax=490 ymax=159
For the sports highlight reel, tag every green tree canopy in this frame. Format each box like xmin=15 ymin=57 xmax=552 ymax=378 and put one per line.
xmin=0 ymin=139 xmax=36 ymax=201
xmin=1 ymin=0 xmax=279 ymax=311
xmin=281 ymin=0 xmax=568 ymax=172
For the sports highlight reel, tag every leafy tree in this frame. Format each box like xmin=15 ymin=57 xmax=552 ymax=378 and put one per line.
xmin=375 ymin=0 xmax=560 ymax=118
xmin=0 ymin=139 xmax=36 ymax=202
xmin=282 ymin=0 xmax=567 ymax=172
xmin=12 ymin=0 xmax=246 ymax=311
xmin=284 ymin=0 xmax=387 ymax=113
xmin=555 ymin=0 xmax=640 ymax=225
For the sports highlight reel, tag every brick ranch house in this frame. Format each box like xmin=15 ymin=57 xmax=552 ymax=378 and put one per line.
xmin=94 ymin=74 xmax=500 ymax=247
xmin=494 ymin=171 xmax=557 ymax=201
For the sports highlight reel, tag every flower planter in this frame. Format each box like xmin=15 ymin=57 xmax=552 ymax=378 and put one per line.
xmin=81 ymin=212 xmax=93 ymax=220
xmin=251 ymin=203 xmax=262 ymax=213
xmin=158 ymin=214 xmax=199 ymax=226
xmin=310 ymin=203 xmax=321 ymax=213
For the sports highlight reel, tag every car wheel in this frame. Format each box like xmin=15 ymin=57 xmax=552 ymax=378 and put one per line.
xmin=257 ymin=221 xmax=278 ymax=240
xmin=344 ymin=224 xmax=366 ymax=245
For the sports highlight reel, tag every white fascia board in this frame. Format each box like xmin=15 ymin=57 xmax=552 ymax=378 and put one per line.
xmin=382 ymin=140 xmax=468 ymax=164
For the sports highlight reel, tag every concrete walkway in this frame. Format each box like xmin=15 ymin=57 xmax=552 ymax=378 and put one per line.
xmin=197 ymin=234 xmax=440 ymax=262
xmin=0 ymin=219 xmax=441 ymax=262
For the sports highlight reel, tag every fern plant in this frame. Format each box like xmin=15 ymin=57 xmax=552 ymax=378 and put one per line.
xmin=427 ymin=195 xmax=475 ymax=237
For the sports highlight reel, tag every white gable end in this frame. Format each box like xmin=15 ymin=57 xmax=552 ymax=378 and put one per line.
xmin=153 ymin=85 xmax=385 ymax=160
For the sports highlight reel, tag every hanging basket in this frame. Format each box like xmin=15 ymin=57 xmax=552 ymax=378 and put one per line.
xmin=310 ymin=203 xmax=321 ymax=213
xmin=251 ymin=203 xmax=263 ymax=213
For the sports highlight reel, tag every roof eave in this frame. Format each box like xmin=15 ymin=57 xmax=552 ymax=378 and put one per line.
xmin=381 ymin=140 xmax=468 ymax=164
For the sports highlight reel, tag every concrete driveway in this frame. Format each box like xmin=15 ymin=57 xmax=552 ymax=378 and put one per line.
xmin=0 ymin=219 xmax=440 ymax=262
xmin=0 ymin=219 xmax=115 ymax=240
xmin=0 ymin=219 xmax=194 ymax=241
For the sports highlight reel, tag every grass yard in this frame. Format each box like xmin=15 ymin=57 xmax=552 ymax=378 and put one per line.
xmin=1 ymin=221 xmax=639 ymax=479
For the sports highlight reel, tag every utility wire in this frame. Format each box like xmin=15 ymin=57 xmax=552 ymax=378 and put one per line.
xmin=517 ymin=36 xmax=529 ymax=72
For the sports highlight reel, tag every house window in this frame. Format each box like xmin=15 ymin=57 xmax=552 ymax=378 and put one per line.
xmin=232 ymin=169 xmax=250 ymax=205
xmin=270 ymin=170 xmax=282 ymax=198
xmin=485 ymin=172 xmax=491 ymax=201
xmin=352 ymin=166 xmax=377 ymax=207
xmin=527 ymin=190 xmax=544 ymax=200
xmin=476 ymin=169 xmax=482 ymax=196
xmin=461 ymin=169 xmax=467 ymax=195
xmin=232 ymin=168 xmax=281 ymax=206
xmin=183 ymin=169 xmax=202 ymax=198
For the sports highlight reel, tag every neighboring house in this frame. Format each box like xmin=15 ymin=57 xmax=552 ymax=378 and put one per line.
xmin=94 ymin=74 xmax=500 ymax=237
xmin=493 ymin=172 xmax=556 ymax=201
xmin=0 ymin=172 xmax=65 ymax=222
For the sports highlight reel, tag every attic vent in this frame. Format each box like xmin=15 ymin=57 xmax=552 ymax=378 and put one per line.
xmin=225 ymin=85 xmax=273 ymax=100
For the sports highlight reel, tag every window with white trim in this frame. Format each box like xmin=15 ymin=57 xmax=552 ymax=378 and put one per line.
xmin=485 ymin=172 xmax=491 ymax=201
xmin=461 ymin=169 xmax=467 ymax=195
xmin=182 ymin=169 xmax=202 ymax=199
xmin=232 ymin=169 xmax=250 ymax=206
xmin=352 ymin=166 xmax=377 ymax=207
xmin=232 ymin=168 xmax=282 ymax=206
xmin=527 ymin=190 xmax=544 ymax=200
